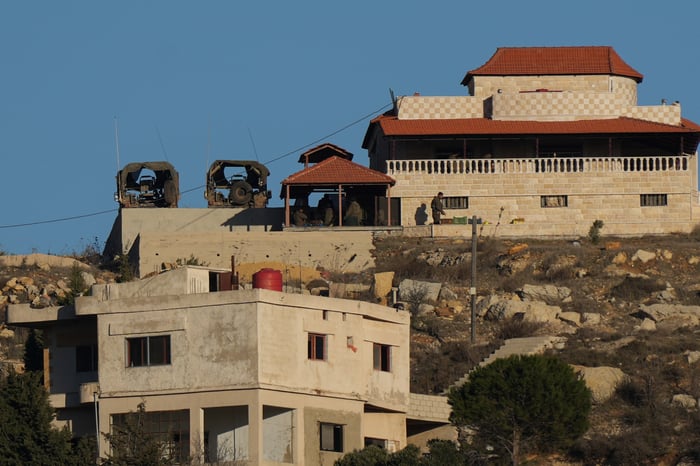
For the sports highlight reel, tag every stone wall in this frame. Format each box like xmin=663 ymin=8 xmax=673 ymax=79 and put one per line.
xmin=392 ymin=156 xmax=700 ymax=237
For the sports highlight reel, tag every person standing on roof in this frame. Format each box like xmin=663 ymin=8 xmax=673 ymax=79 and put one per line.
xmin=431 ymin=192 xmax=446 ymax=224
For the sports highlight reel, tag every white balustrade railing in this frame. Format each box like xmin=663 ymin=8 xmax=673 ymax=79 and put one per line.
xmin=386 ymin=155 xmax=690 ymax=175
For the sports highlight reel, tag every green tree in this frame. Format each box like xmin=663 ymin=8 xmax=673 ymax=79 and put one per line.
xmin=0 ymin=371 xmax=79 ymax=465
xmin=59 ymin=263 xmax=88 ymax=305
xmin=102 ymin=402 xmax=175 ymax=466
xmin=334 ymin=444 xmax=390 ymax=466
xmin=335 ymin=443 xmax=464 ymax=466
xmin=448 ymin=354 xmax=591 ymax=466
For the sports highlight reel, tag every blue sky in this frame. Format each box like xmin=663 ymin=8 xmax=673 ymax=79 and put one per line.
xmin=1 ymin=1 xmax=699 ymax=255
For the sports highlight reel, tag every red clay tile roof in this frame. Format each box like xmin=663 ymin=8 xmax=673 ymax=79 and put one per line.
xmin=297 ymin=143 xmax=354 ymax=164
xmin=462 ymin=46 xmax=643 ymax=85
xmin=282 ymin=156 xmax=395 ymax=186
xmin=373 ymin=115 xmax=700 ymax=137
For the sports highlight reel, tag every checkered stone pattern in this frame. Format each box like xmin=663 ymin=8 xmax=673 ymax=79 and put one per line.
xmin=398 ymin=96 xmax=483 ymax=120
xmin=624 ymin=105 xmax=681 ymax=126
xmin=492 ymin=92 xmax=626 ymax=121
xmin=611 ymin=76 xmax=637 ymax=106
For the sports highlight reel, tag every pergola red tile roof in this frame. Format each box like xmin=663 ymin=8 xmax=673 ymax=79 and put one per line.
xmin=462 ymin=46 xmax=643 ymax=85
xmin=297 ymin=143 xmax=353 ymax=164
xmin=282 ymin=156 xmax=395 ymax=186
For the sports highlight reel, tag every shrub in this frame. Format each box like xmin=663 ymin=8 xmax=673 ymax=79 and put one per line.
xmin=610 ymin=276 xmax=666 ymax=302
xmin=494 ymin=316 xmax=544 ymax=340
xmin=588 ymin=220 xmax=604 ymax=244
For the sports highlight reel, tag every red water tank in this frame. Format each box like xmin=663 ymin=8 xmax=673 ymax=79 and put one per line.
xmin=252 ymin=268 xmax=283 ymax=291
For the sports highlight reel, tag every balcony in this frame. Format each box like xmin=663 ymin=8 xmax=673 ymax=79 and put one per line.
xmin=386 ymin=155 xmax=690 ymax=176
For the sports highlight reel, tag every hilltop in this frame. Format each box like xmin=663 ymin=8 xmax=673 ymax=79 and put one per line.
xmin=2 ymin=233 xmax=700 ymax=463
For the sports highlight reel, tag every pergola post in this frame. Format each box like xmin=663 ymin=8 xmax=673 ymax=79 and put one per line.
xmin=284 ymin=185 xmax=291 ymax=227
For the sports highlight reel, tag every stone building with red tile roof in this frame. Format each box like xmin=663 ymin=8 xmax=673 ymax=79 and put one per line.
xmin=362 ymin=46 xmax=700 ymax=237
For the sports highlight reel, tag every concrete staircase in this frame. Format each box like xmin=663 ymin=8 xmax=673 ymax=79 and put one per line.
xmin=445 ymin=335 xmax=565 ymax=392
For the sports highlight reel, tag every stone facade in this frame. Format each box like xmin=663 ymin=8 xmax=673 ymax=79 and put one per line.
xmin=389 ymin=155 xmax=698 ymax=237
xmin=365 ymin=48 xmax=700 ymax=238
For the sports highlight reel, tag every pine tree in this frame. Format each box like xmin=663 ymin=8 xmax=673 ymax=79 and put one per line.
xmin=448 ymin=354 xmax=591 ymax=465
xmin=0 ymin=371 xmax=78 ymax=465
xmin=102 ymin=402 xmax=175 ymax=466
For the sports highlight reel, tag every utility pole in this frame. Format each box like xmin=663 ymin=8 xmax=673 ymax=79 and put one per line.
xmin=468 ymin=215 xmax=482 ymax=343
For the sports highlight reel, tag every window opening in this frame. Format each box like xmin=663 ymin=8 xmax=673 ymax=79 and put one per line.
xmin=127 ymin=335 xmax=171 ymax=367
xmin=308 ymin=334 xmax=327 ymax=361
xmin=320 ymin=423 xmax=343 ymax=452
xmin=373 ymin=343 xmax=391 ymax=372
xmin=540 ymin=195 xmax=568 ymax=208
xmin=640 ymin=194 xmax=668 ymax=207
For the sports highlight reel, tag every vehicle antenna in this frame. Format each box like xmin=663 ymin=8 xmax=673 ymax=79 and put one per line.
xmin=248 ymin=127 xmax=260 ymax=162
xmin=113 ymin=116 xmax=121 ymax=171
xmin=155 ymin=124 xmax=170 ymax=161
xmin=206 ymin=117 xmax=211 ymax=171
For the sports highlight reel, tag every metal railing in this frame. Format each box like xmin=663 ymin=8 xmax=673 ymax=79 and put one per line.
xmin=386 ymin=155 xmax=690 ymax=175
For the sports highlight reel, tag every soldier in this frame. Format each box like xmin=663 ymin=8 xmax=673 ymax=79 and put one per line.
xmin=431 ymin=192 xmax=446 ymax=224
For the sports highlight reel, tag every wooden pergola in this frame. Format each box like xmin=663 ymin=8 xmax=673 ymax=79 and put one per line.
xmin=280 ymin=155 xmax=396 ymax=227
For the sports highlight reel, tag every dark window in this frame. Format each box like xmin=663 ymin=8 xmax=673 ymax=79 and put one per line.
xmin=364 ymin=437 xmax=388 ymax=449
xmin=641 ymin=194 xmax=668 ymax=207
xmin=127 ymin=335 xmax=171 ymax=367
xmin=541 ymin=195 xmax=568 ymax=208
xmin=443 ymin=196 xmax=469 ymax=209
xmin=76 ymin=344 xmax=98 ymax=372
xmin=373 ymin=343 xmax=391 ymax=372
xmin=320 ymin=423 xmax=343 ymax=452
xmin=308 ymin=333 xmax=326 ymax=361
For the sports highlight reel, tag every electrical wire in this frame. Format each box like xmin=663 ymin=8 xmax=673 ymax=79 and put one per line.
xmin=0 ymin=209 xmax=118 ymax=229
xmin=0 ymin=102 xmax=392 ymax=230
xmin=263 ymin=102 xmax=391 ymax=165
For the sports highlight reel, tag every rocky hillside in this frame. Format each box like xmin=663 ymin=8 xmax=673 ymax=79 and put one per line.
xmin=3 ymin=234 xmax=700 ymax=463
xmin=371 ymin=233 xmax=700 ymax=464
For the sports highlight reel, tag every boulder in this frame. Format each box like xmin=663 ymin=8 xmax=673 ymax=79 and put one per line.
xmin=571 ymin=365 xmax=628 ymax=403
xmin=485 ymin=299 xmax=560 ymax=323
xmin=558 ymin=312 xmax=581 ymax=326
xmin=0 ymin=327 xmax=14 ymax=339
xmin=636 ymin=304 xmax=700 ymax=330
xmin=671 ymin=394 xmax=697 ymax=409
xmin=399 ymin=279 xmax=441 ymax=303
xmin=685 ymin=351 xmax=700 ymax=364
xmin=636 ymin=318 xmax=657 ymax=331
xmin=438 ymin=286 xmax=458 ymax=301
xmin=518 ymin=284 xmax=571 ymax=303
xmin=632 ymin=249 xmax=656 ymax=263
xmin=612 ymin=251 xmax=628 ymax=265
xmin=581 ymin=313 xmax=601 ymax=326
xmin=18 ymin=276 xmax=34 ymax=287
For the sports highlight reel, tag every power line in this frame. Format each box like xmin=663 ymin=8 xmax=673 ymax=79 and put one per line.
xmin=263 ymin=102 xmax=392 ymax=165
xmin=0 ymin=102 xmax=392 ymax=230
xmin=0 ymin=209 xmax=118 ymax=229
